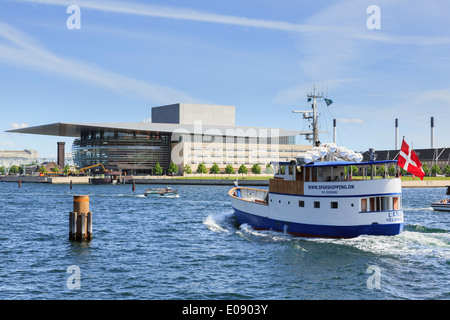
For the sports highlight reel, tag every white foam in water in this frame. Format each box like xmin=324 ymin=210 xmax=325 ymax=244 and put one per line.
xmin=306 ymin=231 xmax=450 ymax=259
xmin=237 ymin=223 xmax=292 ymax=242
xmin=203 ymin=211 xmax=234 ymax=233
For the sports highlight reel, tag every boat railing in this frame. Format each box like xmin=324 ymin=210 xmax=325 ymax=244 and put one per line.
xmin=228 ymin=187 xmax=268 ymax=205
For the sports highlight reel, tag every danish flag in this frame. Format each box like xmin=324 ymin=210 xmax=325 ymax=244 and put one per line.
xmin=398 ymin=139 xmax=425 ymax=180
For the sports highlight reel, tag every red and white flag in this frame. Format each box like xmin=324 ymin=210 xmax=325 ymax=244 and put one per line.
xmin=398 ymin=139 xmax=425 ymax=180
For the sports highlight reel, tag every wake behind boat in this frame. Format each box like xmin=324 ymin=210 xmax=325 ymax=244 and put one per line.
xmin=144 ymin=187 xmax=179 ymax=197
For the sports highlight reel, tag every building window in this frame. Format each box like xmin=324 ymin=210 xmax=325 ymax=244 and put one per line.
xmin=331 ymin=202 xmax=338 ymax=209
xmin=314 ymin=201 xmax=320 ymax=208
xmin=299 ymin=200 xmax=305 ymax=207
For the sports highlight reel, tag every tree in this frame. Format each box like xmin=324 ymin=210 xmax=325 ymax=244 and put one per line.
xmin=64 ymin=164 xmax=71 ymax=174
xmin=9 ymin=165 xmax=19 ymax=175
xmin=444 ymin=164 xmax=450 ymax=176
xmin=168 ymin=162 xmax=178 ymax=175
xmin=431 ymin=164 xmax=441 ymax=175
xmin=51 ymin=166 xmax=60 ymax=173
xmin=0 ymin=166 xmax=5 ymax=175
xmin=388 ymin=165 xmax=396 ymax=177
xmin=183 ymin=164 xmax=192 ymax=174
xmin=225 ymin=164 xmax=235 ymax=174
xmin=209 ymin=162 xmax=220 ymax=174
xmin=196 ymin=162 xmax=207 ymax=174
xmin=153 ymin=162 xmax=163 ymax=175
xmin=265 ymin=163 xmax=273 ymax=174
xmin=238 ymin=164 xmax=247 ymax=175
xmin=251 ymin=164 xmax=261 ymax=174
xmin=422 ymin=163 xmax=430 ymax=176
xmin=39 ymin=166 xmax=47 ymax=174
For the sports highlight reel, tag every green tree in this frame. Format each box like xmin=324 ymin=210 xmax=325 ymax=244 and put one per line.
xmin=225 ymin=164 xmax=235 ymax=174
xmin=209 ymin=162 xmax=220 ymax=174
xmin=265 ymin=163 xmax=273 ymax=174
xmin=196 ymin=163 xmax=207 ymax=174
xmin=0 ymin=166 xmax=5 ymax=175
xmin=63 ymin=164 xmax=71 ymax=174
xmin=376 ymin=165 xmax=385 ymax=176
xmin=251 ymin=164 xmax=261 ymax=174
xmin=183 ymin=164 xmax=192 ymax=174
xmin=153 ymin=162 xmax=163 ymax=175
xmin=168 ymin=162 xmax=178 ymax=175
xmin=444 ymin=164 xmax=450 ymax=176
xmin=39 ymin=166 xmax=47 ymax=174
xmin=9 ymin=165 xmax=19 ymax=175
xmin=238 ymin=164 xmax=248 ymax=175
xmin=422 ymin=163 xmax=430 ymax=176
xmin=51 ymin=166 xmax=60 ymax=173
xmin=388 ymin=165 xmax=396 ymax=177
xmin=431 ymin=164 xmax=441 ymax=175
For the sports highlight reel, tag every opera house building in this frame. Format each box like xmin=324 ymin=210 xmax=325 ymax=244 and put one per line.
xmin=8 ymin=103 xmax=311 ymax=175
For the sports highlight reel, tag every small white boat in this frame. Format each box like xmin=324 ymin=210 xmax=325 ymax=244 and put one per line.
xmin=144 ymin=187 xmax=179 ymax=197
xmin=431 ymin=200 xmax=450 ymax=212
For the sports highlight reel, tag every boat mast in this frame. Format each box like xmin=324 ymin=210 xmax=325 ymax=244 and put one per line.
xmin=293 ymin=86 xmax=324 ymax=147
xmin=308 ymin=87 xmax=323 ymax=147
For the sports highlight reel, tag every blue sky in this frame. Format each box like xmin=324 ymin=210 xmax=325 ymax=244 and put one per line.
xmin=1 ymin=0 xmax=450 ymax=158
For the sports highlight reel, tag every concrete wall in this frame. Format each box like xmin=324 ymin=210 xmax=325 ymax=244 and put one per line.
xmin=152 ymin=103 xmax=235 ymax=127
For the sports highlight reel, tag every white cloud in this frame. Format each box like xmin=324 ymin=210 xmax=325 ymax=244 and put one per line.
xmin=141 ymin=117 xmax=152 ymax=124
xmin=16 ymin=0 xmax=450 ymax=46
xmin=9 ymin=122 xmax=29 ymax=129
xmin=0 ymin=20 xmax=199 ymax=104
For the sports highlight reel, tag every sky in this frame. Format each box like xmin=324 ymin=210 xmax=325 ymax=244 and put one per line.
xmin=1 ymin=0 xmax=450 ymax=158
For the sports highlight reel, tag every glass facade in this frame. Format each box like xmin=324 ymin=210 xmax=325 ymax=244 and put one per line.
xmin=72 ymin=130 xmax=171 ymax=174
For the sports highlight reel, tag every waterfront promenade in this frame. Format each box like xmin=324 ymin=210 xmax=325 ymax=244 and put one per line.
xmin=1 ymin=175 xmax=449 ymax=188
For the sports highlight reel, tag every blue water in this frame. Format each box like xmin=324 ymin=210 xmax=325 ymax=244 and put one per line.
xmin=0 ymin=182 xmax=448 ymax=300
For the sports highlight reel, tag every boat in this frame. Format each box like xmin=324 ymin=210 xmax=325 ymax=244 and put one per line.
xmin=431 ymin=200 xmax=450 ymax=212
xmin=228 ymin=89 xmax=404 ymax=238
xmin=144 ymin=187 xmax=179 ymax=197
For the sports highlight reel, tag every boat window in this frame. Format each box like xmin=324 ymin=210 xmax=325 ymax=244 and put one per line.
xmin=393 ymin=197 xmax=400 ymax=210
xmin=361 ymin=198 xmax=368 ymax=212
xmin=314 ymin=201 xmax=320 ymax=208
xmin=331 ymin=202 xmax=338 ymax=209
xmin=363 ymin=196 xmax=401 ymax=212
xmin=299 ymin=200 xmax=305 ymax=207
xmin=289 ymin=165 xmax=294 ymax=175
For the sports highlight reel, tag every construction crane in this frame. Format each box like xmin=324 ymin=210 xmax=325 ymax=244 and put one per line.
xmin=79 ymin=163 xmax=107 ymax=173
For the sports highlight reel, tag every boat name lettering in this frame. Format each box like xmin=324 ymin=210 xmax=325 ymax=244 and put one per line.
xmin=386 ymin=211 xmax=403 ymax=222
xmin=308 ymin=184 xmax=355 ymax=190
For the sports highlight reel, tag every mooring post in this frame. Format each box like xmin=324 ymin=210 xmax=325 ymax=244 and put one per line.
xmin=132 ymin=180 xmax=135 ymax=192
xmin=70 ymin=195 xmax=92 ymax=242
xmin=70 ymin=180 xmax=73 ymax=190
xmin=18 ymin=179 xmax=21 ymax=188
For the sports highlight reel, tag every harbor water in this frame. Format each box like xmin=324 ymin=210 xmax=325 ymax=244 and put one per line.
xmin=0 ymin=182 xmax=448 ymax=300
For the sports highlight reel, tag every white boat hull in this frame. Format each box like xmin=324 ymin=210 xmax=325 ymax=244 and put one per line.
xmin=229 ymin=179 xmax=404 ymax=238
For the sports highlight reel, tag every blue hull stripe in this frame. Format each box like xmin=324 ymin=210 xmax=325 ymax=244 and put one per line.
xmin=234 ymin=208 xmax=403 ymax=238
xmin=270 ymin=192 xmax=402 ymax=198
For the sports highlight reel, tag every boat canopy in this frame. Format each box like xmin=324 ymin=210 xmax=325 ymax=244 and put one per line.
xmin=271 ymin=160 xmax=397 ymax=167
xmin=304 ymin=160 xmax=398 ymax=167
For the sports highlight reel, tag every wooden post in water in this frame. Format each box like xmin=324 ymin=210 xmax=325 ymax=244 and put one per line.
xmin=132 ymin=180 xmax=135 ymax=192
xmin=18 ymin=179 xmax=21 ymax=188
xmin=69 ymin=195 xmax=92 ymax=241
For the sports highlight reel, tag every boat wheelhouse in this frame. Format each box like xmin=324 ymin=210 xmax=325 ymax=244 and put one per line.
xmin=229 ymin=158 xmax=404 ymax=238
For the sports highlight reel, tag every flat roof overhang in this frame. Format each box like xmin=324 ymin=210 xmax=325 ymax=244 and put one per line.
xmin=6 ymin=122 xmax=312 ymax=138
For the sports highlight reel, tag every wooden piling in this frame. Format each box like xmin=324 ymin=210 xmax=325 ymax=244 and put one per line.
xmin=70 ymin=195 xmax=92 ymax=242
xmin=70 ymin=180 xmax=73 ymax=190
xmin=18 ymin=179 xmax=21 ymax=188
xmin=132 ymin=180 xmax=135 ymax=192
